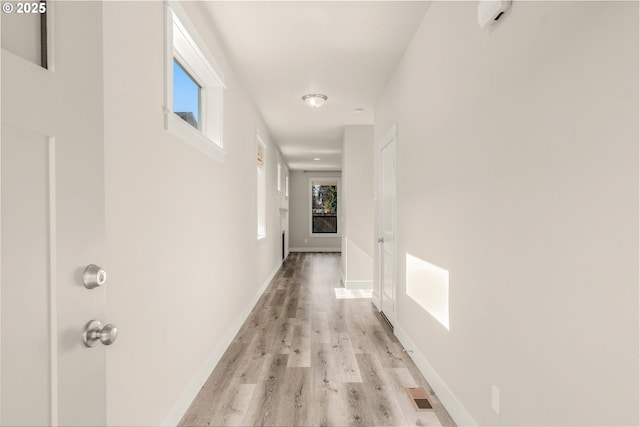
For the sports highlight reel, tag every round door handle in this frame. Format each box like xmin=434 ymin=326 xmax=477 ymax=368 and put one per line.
xmin=83 ymin=264 xmax=107 ymax=289
xmin=82 ymin=320 xmax=118 ymax=347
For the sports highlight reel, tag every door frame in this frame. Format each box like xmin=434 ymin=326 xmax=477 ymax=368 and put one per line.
xmin=376 ymin=124 xmax=397 ymax=325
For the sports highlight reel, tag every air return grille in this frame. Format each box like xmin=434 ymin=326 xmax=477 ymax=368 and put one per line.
xmin=404 ymin=387 xmax=434 ymax=412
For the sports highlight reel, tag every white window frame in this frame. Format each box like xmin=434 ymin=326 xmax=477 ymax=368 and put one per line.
xmin=308 ymin=178 xmax=341 ymax=237
xmin=277 ymin=162 xmax=282 ymax=194
xmin=164 ymin=2 xmax=226 ymax=162
xmin=285 ymin=175 xmax=289 ymax=199
xmin=257 ymin=135 xmax=267 ymax=240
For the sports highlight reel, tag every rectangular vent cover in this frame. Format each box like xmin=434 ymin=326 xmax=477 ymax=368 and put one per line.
xmin=404 ymin=387 xmax=434 ymax=412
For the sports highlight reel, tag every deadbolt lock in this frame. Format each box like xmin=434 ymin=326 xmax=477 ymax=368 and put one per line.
xmin=83 ymin=264 xmax=107 ymax=289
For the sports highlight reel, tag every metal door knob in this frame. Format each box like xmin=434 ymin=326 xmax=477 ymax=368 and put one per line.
xmin=83 ymin=264 xmax=107 ymax=289
xmin=377 ymin=237 xmax=384 ymax=243
xmin=82 ymin=320 xmax=118 ymax=347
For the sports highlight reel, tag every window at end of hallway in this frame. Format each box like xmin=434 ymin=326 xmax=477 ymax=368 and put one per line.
xmin=309 ymin=179 xmax=340 ymax=235
xmin=164 ymin=3 xmax=226 ymax=161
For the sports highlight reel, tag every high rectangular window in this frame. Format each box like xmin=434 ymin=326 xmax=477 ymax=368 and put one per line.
xmin=285 ymin=175 xmax=289 ymax=199
xmin=164 ymin=3 xmax=226 ymax=161
xmin=172 ymin=59 xmax=201 ymax=129
xmin=277 ymin=163 xmax=282 ymax=194
xmin=257 ymin=136 xmax=267 ymax=239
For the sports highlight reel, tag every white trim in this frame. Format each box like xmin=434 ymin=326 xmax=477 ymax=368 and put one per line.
xmin=289 ymin=247 xmax=341 ymax=253
xmin=160 ymin=261 xmax=282 ymax=427
xmin=166 ymin=1 xmax=225 ymax=85
xmin=372 ymin=291 xmax=381 ymax=311
xmin=394 ymin=325 xmax=478 ymax=427
xmin=166 ymin=114 xmax=225 ymax=162
xmin=47 ymin=137 xmax=58 ymax=427
xmin=344 ymin=280 xmax=373 ymax=290
xmin=379 ymin=123 xmax=397 ymax=149
xmin=0 ymin=91 xmax=2 ymax=427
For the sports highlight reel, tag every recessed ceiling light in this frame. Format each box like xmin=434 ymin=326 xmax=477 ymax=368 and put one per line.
xmin=313 ymin=157 xmax=321 ymax=161
xmin=302 ymin=94 xmax=328 ymax=108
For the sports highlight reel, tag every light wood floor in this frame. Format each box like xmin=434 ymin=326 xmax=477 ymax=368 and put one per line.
xmin=179 ymin=252 xmax=456 ymax=427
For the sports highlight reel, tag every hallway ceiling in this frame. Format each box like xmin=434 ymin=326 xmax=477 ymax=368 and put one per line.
xmin=201 ymin=1 xmax=431 ymax=171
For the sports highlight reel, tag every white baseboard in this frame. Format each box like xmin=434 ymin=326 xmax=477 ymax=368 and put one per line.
xmin=372 ymin=291 xmax=381 ymax=310
xmin=289 ymin=247 xmax=341 ymax=253
xmin=394 ymin=325 xmax=477 ymax=427
xmin=160 ymin=261 xmax=282 ymax=426
xmin=344 ymin=280 xmax=373 ymax=290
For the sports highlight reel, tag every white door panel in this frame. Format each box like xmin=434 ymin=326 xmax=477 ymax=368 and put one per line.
xmin=379 ymin=128 xmax=396 ymax=325
xmin=1 ymin=126 xmax=51 ymax=426
xmin=1 ymin=3 xmax=107 ymax=425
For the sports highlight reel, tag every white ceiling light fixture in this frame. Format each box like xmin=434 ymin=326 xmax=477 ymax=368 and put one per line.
xmin=302 ymin=94 xmax=328 ymax=108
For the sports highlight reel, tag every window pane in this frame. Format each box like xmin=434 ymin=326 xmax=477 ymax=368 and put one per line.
xmin=311 ymin=184 xmax=337 ymax=233
xmin=173 ymin=59 xmax=200 ymax=129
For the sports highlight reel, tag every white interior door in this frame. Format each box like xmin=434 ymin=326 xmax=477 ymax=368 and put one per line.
xmin=1 ymin=3 xmax=108 ymax=425
xmin=378 ymin=127 xmax=397 ymax=325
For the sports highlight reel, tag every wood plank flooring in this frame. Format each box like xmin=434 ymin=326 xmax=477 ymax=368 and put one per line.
xmin=179 ymin=252 xmax=456 ymax=427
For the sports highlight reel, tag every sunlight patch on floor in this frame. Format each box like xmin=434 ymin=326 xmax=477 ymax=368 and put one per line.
xmin=334 ymin=288 xmax=373 ymax=299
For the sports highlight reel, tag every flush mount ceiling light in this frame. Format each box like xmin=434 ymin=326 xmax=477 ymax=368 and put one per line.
xmin=302 ymin=94 xmax=328 ymax=108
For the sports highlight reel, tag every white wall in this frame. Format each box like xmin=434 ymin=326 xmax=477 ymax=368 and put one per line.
xmin=289 ymin=170 xmax=342 ymax=251
xmin=374 ymin=2 xmax=639 ymax=426
xmin=102 ymin=2 xmax=287 ymax=425
xmin=341 ymin=126 xmax=374 ymax=288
